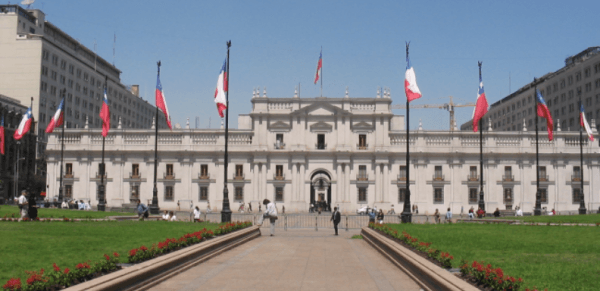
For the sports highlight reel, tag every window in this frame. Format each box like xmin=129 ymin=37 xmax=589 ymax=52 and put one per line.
xmin=76 ymin=69 xmax=81 ymax=78
xmin=166 ymin=164 xmax=174 ymax=178
xmin=235 ymin=165 xmax=243 ymax=179
xmin=200 ymin=164 xmax=208 ymax=178
xmin=539 ymin=188 xmax=547 ymax=203
xmin=199 ymin=187 xmax=208 ymax=201
xmin=275 ymin=186 xmax=284 ymax=202
xmin=399 ymin=166 xmax=407 ymax=180
xmin=538 ymin=166 xmax=547 ymax=181
xmin=69 ymin=64 xmax=74 ymax=74
xmin=572 ymin=188 xmax=582 ymax=204
xmin=65 ymin=163 xmax=73 ymax=176
xmin=504 ymin=166 xmax=512 ymax=181
xmin=165 ymin=186 xmax=174 ymax=201
xmin=317 ymin=134 xmax=325 ymax=149
xmin=60 ymin=60 xmax=66 ymax=70
xmin=234 ymin=187 xmax=244 ymax=201
xmin=51 ymin=70 xmax=57 ymax=80
xmin=64 ymin=185 xmax=73 ymax=199
xmin=469 ymin=166 xmax=477 ymax=181
xmin=358 ymin=134 xmax=367 ymax=149
xmin=83 ymin=72 xmax=89 ymax=82
xmin=398 ymin=188 xmax=406 ymax=203
xmin=573 ymin=166 xmax=581 ymax=181
xmin=132 ymin=164 xmax=139 ymax=177
xmin=434 ymin=166 xmax=443 ymax=180
xmin=130 ymin=184 xmax=140 ymax=202
xmin=358 ymin=187 xmax=367 ymax=202
xmin=504 ymin=188 xmax=513 ymax=204
xmin=433 ymin=188 xmax=443 ymax=203
xmin=275 ymin=134 xmax=284 ymax=149
xmin=358 ymin=165 xmax=367 ymax=180
xmin=275 ymin=165 xmax=284 ymax=179
xmin=469 ymin=188 xmax=478 ymax=204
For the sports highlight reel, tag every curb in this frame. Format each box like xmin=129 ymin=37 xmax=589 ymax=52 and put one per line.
xmin=66 ymin=226 xmax=261 ymax=291
xmin=361 ymin=227 xmax=478 ymax=291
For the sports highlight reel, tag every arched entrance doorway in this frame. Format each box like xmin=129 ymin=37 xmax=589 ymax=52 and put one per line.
xmin=310 ymin=171 xmax=331 ymax=212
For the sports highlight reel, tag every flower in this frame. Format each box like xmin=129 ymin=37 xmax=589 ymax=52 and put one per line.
xmin=53 ymin=263 xmax=60 ymax=272
xmin=64 ymin=268 xmax=70 ymax=274
xmin=129 ymin=249 xmax=138 ymax=257
xmin=104 ymin=254 xmax=111 ymax=261
xmin=2 ymin=278 xmax=21 ymax=291
xmin=140 ymin=245 xmax=148 ymax=251
xmin=113 ymin=252 xmax=120 ymax=258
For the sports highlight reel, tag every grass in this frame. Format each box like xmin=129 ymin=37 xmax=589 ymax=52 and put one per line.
xmin=0 ymin=220 xmax=219 ymax=284
xmin=511 ymin=214 xmax=600 ymax=224
xmin=387 ymin=223 xmax=600 ymax=291
xmin=0 ymin=205 xmax=135 ymax=219
xmin=350 ymin=234 xmax=363 ymax=239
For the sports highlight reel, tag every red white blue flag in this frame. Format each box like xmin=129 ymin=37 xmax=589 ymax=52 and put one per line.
xmin=155 ymin=74 xmax=172 ymax=130
xmin=314 ymin=50 xmax=322 ymax=84
xmin=472 ymin=63 xmax=489 ymax=132
xmin=214 ymin=59 xmax=228 ymax=118
xmin=536 ymin=89 xmax=553 ymax=141
xmin=14 ymin=107 xmax=33 ymax=140
xmin=45 ymin=98 xmax=64 ymax=133
xmin=405 ymin=50 xmax=422 ymax=102
xmin=580 ymin=103 xmax=594 ymax=141
xmin=100 ymin=86 xmax=110 ymax=137
xmin=0 ymin=115 xmax=4 ymax=155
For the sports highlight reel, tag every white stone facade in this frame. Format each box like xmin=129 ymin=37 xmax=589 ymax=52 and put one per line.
xmin=46 ymin=95 xmax=600 ymax=214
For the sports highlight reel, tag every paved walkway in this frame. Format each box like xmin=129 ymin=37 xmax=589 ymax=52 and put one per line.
xmin=149 ymin=229 xmax=422 ymax=291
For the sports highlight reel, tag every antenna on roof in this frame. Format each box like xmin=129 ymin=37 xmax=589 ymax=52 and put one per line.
xmin=21 ymin=0 xmax=34 ymax=9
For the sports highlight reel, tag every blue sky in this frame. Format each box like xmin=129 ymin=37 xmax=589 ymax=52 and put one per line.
xmin=25 ymin=0 xmax=600 ymax=130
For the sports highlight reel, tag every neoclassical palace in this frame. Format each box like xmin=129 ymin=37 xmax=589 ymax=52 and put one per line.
xmin=46 ymin=93 xmax=600 ymax=214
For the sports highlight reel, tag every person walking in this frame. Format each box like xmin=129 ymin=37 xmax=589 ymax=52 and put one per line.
xmin=137 ymin=201 xmax=149 ymax=221
xmin=434 ymin=209 xmax=440 ymax=224
xmin=445 ymin=207 xmax=452 ymax=223
xmin=247 ymin=202 xmax=252 ymax=213
xmin=367 ymin=209 xmax=376 ymax=225
xmin=193 ymin=206 xmax=201 ymax=222
xmin=377 ymin=209 xmax=385 ymax=224
xmin=331 ymin=206 xmax=341 ymax=235
xmin=258 ymin=199 xmax=278 ymax=236
xmin=18 ymin=190 xmax=28 ymax=219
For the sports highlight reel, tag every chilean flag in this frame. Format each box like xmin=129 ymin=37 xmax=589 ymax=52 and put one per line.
xmin=214 ymin=59 xmax=228 ymax=118
xmin=45 ymin=98 xmax=64 ymax=133
xmin=405 ymin=54 xmax=422 ymax=102
xmin=14 ymin=107 xmax=33 ymax=140
xmin=155 ymin=74 xmax=172 ymax=130
xmin=314 ymin=50 xmax=322 ymax=84
xmin=0 ymin=115 xmax=5 ymax=155
xmin=100 ymin=86 xmax=110 ymax=137
xmin=536 ymin=89 xmax=553 ymax=141
xmin=472 ymin=66 xmax=489 ymax=132
xmin=580 ymin=103 xmax=594 ymax=141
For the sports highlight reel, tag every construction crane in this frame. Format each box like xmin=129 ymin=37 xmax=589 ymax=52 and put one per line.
xmin=391 ymin=96 xmax=476 ymax=131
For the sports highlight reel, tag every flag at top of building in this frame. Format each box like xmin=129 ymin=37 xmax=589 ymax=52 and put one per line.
xmin=155 ymin=72 xmax=172 ymax=130
xmin=580 ymin=103 xmax=594 ymax=141
xmin=472 ymin=62 xmax=489 ymax=132
xmin=0 ymin=115 xmax=4 ymax=155
xmin=45 ymin=98 xmax=64 ymax=133
xmin=14 ymin=106 xmax=33 ymax=140
xmin=314 ymin=49 xmax=322 ymax=84
xmin=536 ymin=89 xmax=554 ymax=141
xmin=100 ymin=83 xmax=110 ymax=137
xmin=405 ymin=44 xmax=422 ymax=102
xmin=214 ymin=59 xmax=228 ymax=118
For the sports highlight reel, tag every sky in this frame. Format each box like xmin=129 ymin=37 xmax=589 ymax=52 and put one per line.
xmin=21 ymin=0 xmax=600 ymax=130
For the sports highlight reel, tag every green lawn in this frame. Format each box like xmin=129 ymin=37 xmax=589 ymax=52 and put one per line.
xmin=0 ymin=205 xmax=135 ymax=219
xmin=0 ymin=220 xmax=219 ymax=284
xmin=387 ymin=223 xmax=600 ymax=291
xmin=511 ymin=214 xmax=600 ymax=224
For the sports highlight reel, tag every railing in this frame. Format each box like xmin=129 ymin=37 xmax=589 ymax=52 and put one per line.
xmin=467 ymin=174 xmax=478 ymax=181
xmin=502 ymin=175 xmax=514 ymax=182
xmin=273 ymin=174 xmax=285 ymax=180
xmin=274 ymin=142 xmax=286 ymax=149
xmin=316 ymin=143 xmax=327 ymax=150
xmin=433 ymin=174 xmax=445 ymax=181
xmin=164 ymin=173 xmax=175 ymax=179
xmin=397 ymin=174 xmax=407 ymax=181
xmin=356 ymin=174 xmax=368 ymax=181
xmin=130 ymin=172 xmax=141 ymax=179
xmin=95 ymin=172 xmax=107 ymax=179
xmin=539 ymin=175 xmax=549 ymax=182
xmin=64 ymin=172 xmax=74 ymax=178
xmin=198 ymin=173 xmax=210 ymax=180
xmin=356 ymin=143 xmax=368 ymax=150
xmin=571 ymin=174 xmax=582 ymax=181
xmin=234 ymin=174 xmax=245 ymax=180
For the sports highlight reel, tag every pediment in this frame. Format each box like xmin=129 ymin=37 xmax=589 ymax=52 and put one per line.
xmin=310 ymin=121 xmax=333 ymax=132
xmin=268 ymin=120 xmax=291 ymax=131
xmin=351 ymin=121 xmax=374 ymax=131
xmin=294 ymin=101 xmax=350 ymax=116
xmin=308 ymin=107 xmax=335 ymax=116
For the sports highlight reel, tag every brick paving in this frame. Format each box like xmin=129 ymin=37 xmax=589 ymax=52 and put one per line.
xmin=149 ymin=229 xmax=422 ymax=291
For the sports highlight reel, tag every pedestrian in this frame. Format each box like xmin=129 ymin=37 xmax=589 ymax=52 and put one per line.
xmin=367 ymin=209 xmax=376 ymax=225
xmin=445 ymin=207 xmax=452 ymax=223
xmin=206 ymin=202 xmax=212 ymax=213
xmin=258 ymin=203 xmax=262 ymax=213
xmin=331 ymin=206 xmax=341 ymax=235
xmin=193 ymin=206 xmax=201 ymax=222
xmin=415 ymin=205 xmax=419 ymax=214
xmin=476 ymin=207 xmax=485 ymax=219
xmin=468 ymin=206 xmax=474 ymax=220
xmin=258 ymin=199 xmax=278 ymax=236
xmin=18 ymin=190 xmax=29 ymax=219
xmin=61 ymin=200 xmax=68 ymax=209
xmin=162 ymin=210 xmax=169 ymax=220
xmin=412 ymin=204 xmax=415 ymax=213
xmin=248 ymin=202 xmax=252 ymax=212
xmin=377 ymin=209 xmax=384 ymax=224
xmin=169 ymin=211 xmax=177 ymax=221
xmin=493 ymin=208 xmax=500 ymax=217
xmin=282 ymin=205 xmax=285 ymax=214
xmin=434 ymin=209 xmax=441 ymax=223
xmin=137 ymin=201 xmax=149 ymax=220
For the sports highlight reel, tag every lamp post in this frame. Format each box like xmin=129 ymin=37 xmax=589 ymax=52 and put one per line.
xmin=533 ymin=78 xmax=542 ymax=216
xmin=221 ymin=41 xmax=232 ymax=223
xmin=578 ymin=91 xmax=587 ymax=215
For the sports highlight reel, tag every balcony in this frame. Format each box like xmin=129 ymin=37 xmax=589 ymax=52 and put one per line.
xmin=273 ymin=173 xmax=285 ymax=181
xmin=467 ymin=174 xmax=478 ymax=182
xmin=274 ymin=142 xmax=286 ymax=150
xmin=198 ymin=173 xmax=210 ymax=180
xmin=539 ymin=175 xmax=549 ymax=182
xmin=234 ymin=173 xmax=245 ymax=180
xmin=502 ymin=175 xmax=514 ymax=182
xmin=95 ymin=172 xmax=107 ymax=179
xmin=397 ymin=174 xmax=407 ymax=181
xmin=356 ymin=143 xmax=368 ymax=150
xmin=433 ymin=174 xmax=445 ymax=181
xmin=64 ymin=172 xmax=74 ymax=178
xmin=130 ymin=172 xmax=141 ymax=179
xmin=571 ymin=173 xmax=582 ymax=182
xmin=315 ymin=143 xmax=327 ymax=150
xmin=356 ymin=174 xmax=369 ymax=181
xmin=164 ymin=173 xmax=176 ymax=180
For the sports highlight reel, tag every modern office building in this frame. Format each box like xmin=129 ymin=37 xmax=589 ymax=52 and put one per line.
xmin=0 ymin=5 xmax=165 ymax=157
xmin=461 ymin=47 xmax=600 ymax=133
xmin=46 ymin=93 xmax=600 ymax=214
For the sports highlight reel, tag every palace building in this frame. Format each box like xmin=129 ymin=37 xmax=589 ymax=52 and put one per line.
xmin=45 ymin=92 xmax=600 ymax=214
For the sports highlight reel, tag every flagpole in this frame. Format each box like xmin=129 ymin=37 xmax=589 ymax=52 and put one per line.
xmin=98 ymin=77 xmax=108 ymax=212
xmin=578 ymin=93 xmax=587 ymax=214
xmin=401 ymin=42 xmax=412 ymax=224
xmin=478 ymin=62 xmax=485 ymax=212
xmin=320 ymin=46 xmax=323 ymax=98
xmin=151 ymin=61 xmax=161 ymax=215
xmin=58 ymin=88 xmax=66 ymax=203
xmin=221 ymin=40 xmax=232 ymax=223
xmin=533 ymin=78 xmax=541 ymax=216
xmin=26 ymin=97 xmax=34 ymax=193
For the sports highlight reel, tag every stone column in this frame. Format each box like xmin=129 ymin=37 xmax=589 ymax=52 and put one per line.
xmin=345 ymin=163 xmax=350 ymax=202
xmin=300 ymin=163 xmax=305 ymax=202
xmin=375 ymin=163 xmax=381 ymax=202
xmin=336 ymin=163 xmax=342 ymax=203
xmin=253 ymin=163 xmax=259 ymax=201
xmin=261 ymin=163 xmax=267 ymax=201
xmin=383 ymin=163 xmax=389 ymax=202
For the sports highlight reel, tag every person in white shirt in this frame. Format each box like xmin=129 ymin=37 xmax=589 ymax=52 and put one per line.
xmin=84 ymin=201 xmax=91 ymax=211
xmin=61 ymin=201 xmax=68 ymax=209
xmin=515 ymin=206 xmax=523 ymax=217
xmin=169 ymin=211 xmax=177 ymax=221
xmin=162 ymin=210 xmax=169 ymax=221
xmin=78 ymin=200 xmax=85 ymax=210
xmin=18 ymin=190 xmax=29 ymax=219
xmin=258 ymin=199 xmax=278 ymax=236
xmin=193 ymin=206 xmax=201 ymax=222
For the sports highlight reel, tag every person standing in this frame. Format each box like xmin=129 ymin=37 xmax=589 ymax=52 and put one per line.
xmin=137 ymin=201 xmax=149 ymax=221
xmin=434 ymin=209 xmax=440 ymax=224
xmin=445 ymin=207 xmax=452 ymax=223
xmin=258 ymin=199 xmax=278 ymax=236
xmin=367 ymin=209 xmax=376 ymax=225
xmin=18 ymin=190 xmax=28 ymax=219
xmin=377 ymin=209 xmax=385 ymax=224
xmin=247 ymin=202 xmax=252 ymax=212
xmin=193 ymin=206 xmax=201 ymax=222
xmin=468 ymin=207 xmax=475 ymax=220
xmin=331 ymin=207 xmax=341 ymax=235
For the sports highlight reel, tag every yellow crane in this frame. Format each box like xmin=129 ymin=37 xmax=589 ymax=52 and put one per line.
xmin=391 ymin=96 xmax=476 ymax=131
